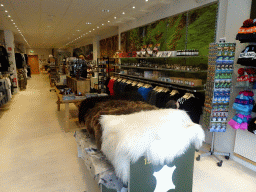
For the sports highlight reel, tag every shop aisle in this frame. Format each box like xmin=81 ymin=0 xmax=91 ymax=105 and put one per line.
xmin=0 ymin=74 xmax=256 ymax=192
xmin=0 ymin=74 xmax=99 ymax=192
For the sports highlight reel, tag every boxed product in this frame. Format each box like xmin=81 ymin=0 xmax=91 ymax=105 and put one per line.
xmin=144 ymin=71 xmax=153 ymax=79
xmin=184 ymin=78 xmax=202 ymax=86
xmin=152 ymin=71 xmax=161 ymax=80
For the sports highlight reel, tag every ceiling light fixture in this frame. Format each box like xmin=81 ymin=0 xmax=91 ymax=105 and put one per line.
xmin=114 ymin=17 xmax=116 ymax=19
xmin=97 ymin=26 xmax=99 ymax=28
xmin=145 ymin=0 xmax=148 ymax=1
xmin=122 ymin=12 xmax=125 ymax=14
xmin=11 ymin=19 xmax=13 ymax=21
xmin=13 ymin=23 xmax=15 ymax=24
xmin=108 ymin=21 xmax=110 ymax=22
xmin=8 ymin=15 xmax=11 ymax=17
xmin=93 ymin=29 xmax=95 ymax=30
xmin=1 ymin=4 xmax=4 ymax=6
xmin=133 ymin=6 xmax=135 ymax=9
xmin=89 ymin=31 xmax=91 ymax=32
xmin=5 ymin=10 xmax=8 ymax=12
xmin=102 ymin=24 xmax=104 ymax=25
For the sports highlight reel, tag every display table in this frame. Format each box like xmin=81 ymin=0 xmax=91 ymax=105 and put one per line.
xmin=76 ymin=129 xmax=196 ymax=192
xmin=66 ymin=76 xmax=90 ymax=94
xmin=55 ymin=87 xmax=108 ymax=132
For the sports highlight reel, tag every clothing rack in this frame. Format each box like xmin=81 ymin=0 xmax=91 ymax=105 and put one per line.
xmin=118 ymin=74 xmax=205 ymax=93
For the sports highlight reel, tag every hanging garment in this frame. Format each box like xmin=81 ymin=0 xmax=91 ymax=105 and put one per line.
xmin=177 ymin=97 xmax=203 ymax=124
xmin=15 ymin=53 xmax=24 ymax=69
xmin=0 ymin=46 xmax=10 ymax=72
xmin=107 ymin=79 xmax=116 ymax=96
xmin=138 ymin=87 xmax=153 ymax=101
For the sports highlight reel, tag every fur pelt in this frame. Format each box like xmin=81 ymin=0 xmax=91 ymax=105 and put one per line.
xmin=99 ymin=109 xmax=205 ymax=183
xmin=79 ymin=97 xmax=158 ymax=150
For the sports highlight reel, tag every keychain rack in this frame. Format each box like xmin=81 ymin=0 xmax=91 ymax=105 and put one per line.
xmin=197 ymin=43 xmax=235 ymax=167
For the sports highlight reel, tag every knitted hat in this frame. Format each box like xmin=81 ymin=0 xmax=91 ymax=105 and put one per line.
xmin=248 ymin=117 xmax=256 ymax=134
xmin=237 ymin=45 xmax=256 ymax=66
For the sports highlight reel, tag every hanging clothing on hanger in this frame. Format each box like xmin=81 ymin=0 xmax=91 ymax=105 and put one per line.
xmin=176 ymin=93 xmax=202 ymax=124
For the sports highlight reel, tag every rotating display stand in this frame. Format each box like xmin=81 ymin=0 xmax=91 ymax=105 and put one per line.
xmin=198 ymin=43 xmax=235 ymax=166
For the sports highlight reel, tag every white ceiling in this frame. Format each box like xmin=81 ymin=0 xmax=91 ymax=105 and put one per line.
xmin=0 ymin=0 xmax=173 ymax=49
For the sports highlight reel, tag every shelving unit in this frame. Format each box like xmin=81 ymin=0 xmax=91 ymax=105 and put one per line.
xmin=120 ymin=65 xmax=207 ymax=73
xmin=113 ymin=55 xmax=206 ymax=92
xmin=97 ymin=57 xmax=109 ymax=93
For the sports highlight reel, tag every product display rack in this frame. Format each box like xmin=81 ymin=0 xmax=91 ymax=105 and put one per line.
xmin=197 ymin=42 xmax=235 ymax=167
xmin=97 ymin=57 xmax=109 ymax=93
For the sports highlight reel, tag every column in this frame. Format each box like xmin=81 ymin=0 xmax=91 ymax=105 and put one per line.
xmin=93 ymin=36 xmax=100 ymax=62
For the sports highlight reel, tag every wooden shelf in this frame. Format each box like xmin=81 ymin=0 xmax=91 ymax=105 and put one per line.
xmin=120 ymin=66 xmax=207 ymax=73
xmin=113 ymin=56 xmax=201 ymax=59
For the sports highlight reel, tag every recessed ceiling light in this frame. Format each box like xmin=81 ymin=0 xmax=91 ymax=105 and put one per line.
xmin=122 ymin=12 xmax=125 ymax=14
xmin=114 ymin=17 xmax=116 ymax=19
xmin=133 ymin=6 xmax=135 ymax=9
xmin=93 ymin=29 xmax=95 ymax=30
xmin=102 ymin=24 xmax=104 ymax=25
xmin=5 ymin=10 xmax=8 ymax=13
xmin=145 ymin=0 xmax=148 ymax=1
xmin=8 ymin=15 xmax=11 ymax=17
xmin=13 ymin=23 xmax=15 ymax=24
xmin=108 ymin=21 xmax=110 ymax=22
xmin=18 ymin=30 xmax=20 ymax=31
xmin=97 ymin=26 xmax=99 ymax=28
xmin=89 ymin=31 xmax=91 ymax=32
xmin=11 ymin=19 xmax=13 ymax=21
xmin=1 ymin=4 xmax=4 ymax=6
xmin=15 ymin=26 xmax=17 ymax=28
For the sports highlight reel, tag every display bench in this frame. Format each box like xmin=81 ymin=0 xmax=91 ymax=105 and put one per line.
xmin=54 ymin=86 xmax=86 ymax=132
xmin=66 ymin=76 xmax=90 ymax=95
xmin=75 ymin=130 xmax=196 ymax=192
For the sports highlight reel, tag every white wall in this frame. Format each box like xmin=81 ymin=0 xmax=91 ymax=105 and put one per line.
xmin=214 ymin=0 xmax=253 ymax=154
xmin=26 ymin=48 xmax=52 ymax=68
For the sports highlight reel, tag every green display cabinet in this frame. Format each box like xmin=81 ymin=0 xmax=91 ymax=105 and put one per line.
xmin=101 ymin=144 xmax=195 ymax=192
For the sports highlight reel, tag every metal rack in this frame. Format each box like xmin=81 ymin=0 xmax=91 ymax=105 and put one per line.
xmin=117 ymin=73 xmax=205 ymax=92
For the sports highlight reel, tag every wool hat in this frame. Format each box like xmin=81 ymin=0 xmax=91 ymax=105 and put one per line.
xmin=237 ymin=45 xmax=256 ymax=66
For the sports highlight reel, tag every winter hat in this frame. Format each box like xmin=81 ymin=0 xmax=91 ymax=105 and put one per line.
xmin=233 ymin=91 xmax=254 ymax=113
xmin=248 ymin=117 xmax=256 ymax=134
xmin=237 ymin=45 xmax=256 ymax=66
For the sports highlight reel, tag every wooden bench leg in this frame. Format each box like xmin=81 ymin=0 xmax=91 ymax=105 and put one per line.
xmin=65 ymin=103 xmax=70 ymax=132
xmin=57 ymin=99 xmax=60 ymax=111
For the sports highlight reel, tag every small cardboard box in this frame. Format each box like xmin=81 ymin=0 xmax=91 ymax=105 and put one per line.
xmin=184 ymin=78 xmax=202 ymax=86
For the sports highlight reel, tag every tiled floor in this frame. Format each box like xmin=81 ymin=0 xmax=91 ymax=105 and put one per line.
xmin=0 ymin=74 xmax=256 ymax=192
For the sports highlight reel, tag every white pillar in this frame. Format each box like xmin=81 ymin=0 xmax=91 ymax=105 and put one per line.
xmin=93 ymin=36 xmax=100 ymax=63
xmin=214 ymin=0 xmax=252 ymax=153
xmin=4 ymin=30 xmax=18 ymax=93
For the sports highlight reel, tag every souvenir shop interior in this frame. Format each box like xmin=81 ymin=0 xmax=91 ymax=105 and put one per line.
xmin=0 ymin=0 xmax=256 ymax=191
